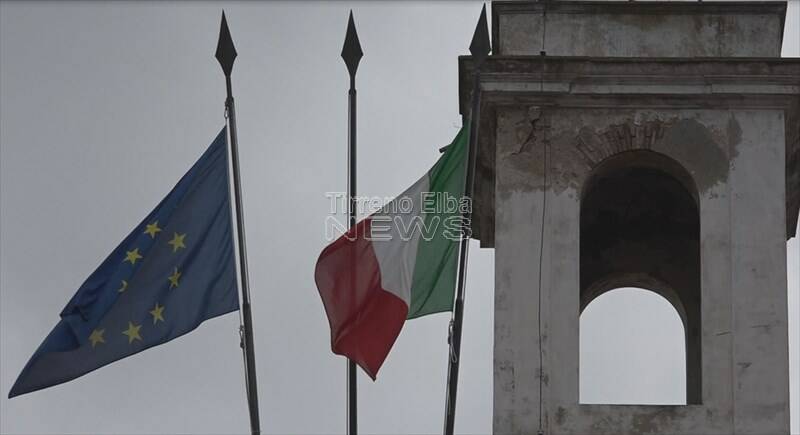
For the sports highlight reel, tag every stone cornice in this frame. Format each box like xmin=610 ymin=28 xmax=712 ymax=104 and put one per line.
xmin=458 ymin=56 xmax=800 ymax=242
xmin=460 ymin=57 xmax=800 ymax=111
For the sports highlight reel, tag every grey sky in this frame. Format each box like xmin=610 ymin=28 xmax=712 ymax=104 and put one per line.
xmin=1 ymin=1 xmax=798 ymax=434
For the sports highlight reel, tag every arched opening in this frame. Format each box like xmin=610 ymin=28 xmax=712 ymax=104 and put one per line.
xmin=580 ymin=287 xmax=687 ymax=405
xmin=580 ymin=150 xmax=701 ymax=405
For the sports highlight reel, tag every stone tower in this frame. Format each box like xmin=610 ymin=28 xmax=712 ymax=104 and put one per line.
xmin=460 ymin=2 xmax=799 ymax=434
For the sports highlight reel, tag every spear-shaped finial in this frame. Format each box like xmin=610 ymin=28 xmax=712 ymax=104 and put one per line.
xmin=469 ymin=4 xmax=491 ymax=67
xmin=339 ymin=10 xmax=363 ymax=435
xmin=213 ymin=11 xmax=260 ymax=435
xmin=341 ymin=11 xmax=363 ymax=79
xmin=215 ymin=11 xmax=237 ymax=77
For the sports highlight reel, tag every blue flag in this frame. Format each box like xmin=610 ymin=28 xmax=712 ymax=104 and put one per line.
xmin=9 ymin=129 xmax=239 ymax=398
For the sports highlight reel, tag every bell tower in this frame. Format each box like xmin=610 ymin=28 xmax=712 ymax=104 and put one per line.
xmin=462 ymin=2 xmax=800 ymax=434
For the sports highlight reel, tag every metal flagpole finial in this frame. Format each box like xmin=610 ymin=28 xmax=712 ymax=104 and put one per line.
xmin=469 ymin=4 xmax=491 ymax=67
xmin=216 ymin=11 xmax=238 ymax=77
xmin=341 ymin=10 xmax=363 ymax=79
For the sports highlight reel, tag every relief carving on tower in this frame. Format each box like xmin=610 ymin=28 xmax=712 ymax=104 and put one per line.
xmin=575 ymin=119 xmax=672 ymax=169
xmin=503 ymin=109 xmax=733 ymax=196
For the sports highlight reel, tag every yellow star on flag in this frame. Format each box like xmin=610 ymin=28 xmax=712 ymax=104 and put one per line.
xmin=88 ymin=329 xmax=105 ymax=348
xmin=168 ymin=267 xmax=181 ymax=289
xmin=122 ymin=322 xmax=142 ymax=344
xmin=144 ymin=221 xmax=162 ymax=238
xmin=150 ymin=303 xmax=165 ymax=324
xmin=167 ymin=233 xmax=186 ymax=253
xmin=117 ymin=280 xmax=128 ymax=293
xmin=123 ymin=248 xmax=143 ymax=265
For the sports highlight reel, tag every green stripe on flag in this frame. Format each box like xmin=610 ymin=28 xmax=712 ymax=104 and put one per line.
xmin=407 ymin=126 xmax=469 ymax=319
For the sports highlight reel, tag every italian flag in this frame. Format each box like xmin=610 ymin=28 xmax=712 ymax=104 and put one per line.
xmin=315 ymin=127 xmax=468 ymax=379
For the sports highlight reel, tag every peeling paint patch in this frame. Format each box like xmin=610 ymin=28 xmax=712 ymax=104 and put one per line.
xmin=631 ymin=406 xmax=685 ymax=434
xmin=556 ymin=406 xmax=567 ymax=425
xmin=750 ymin=323 xmax=773 ymax=333
xmin=657 ymin=118 xmax=733 ymax=193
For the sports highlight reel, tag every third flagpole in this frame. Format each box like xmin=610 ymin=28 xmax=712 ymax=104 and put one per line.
xmin=341 ymin=10 xmax=363 ymax=435
xmin=215 ymin=12 xmax=262 ymax=435
xmin=443 ymin=5 xmax=490 ymax=435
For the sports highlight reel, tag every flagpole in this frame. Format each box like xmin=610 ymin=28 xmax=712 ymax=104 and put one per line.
xmin=443 ymin=6 xmax=490 ymax=435
xmin=215 ymin=12 xmax=261 ymax=435
xmin=341 ymin=11 xmax=363 ymax=435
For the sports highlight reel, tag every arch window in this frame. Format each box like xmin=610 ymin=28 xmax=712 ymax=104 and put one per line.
xmin=580 ymin=151 xmax=701 ymax=405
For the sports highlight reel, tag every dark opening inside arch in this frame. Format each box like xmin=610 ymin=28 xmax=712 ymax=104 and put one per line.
xmin=580 ymin=150 xmax=701 ymax=405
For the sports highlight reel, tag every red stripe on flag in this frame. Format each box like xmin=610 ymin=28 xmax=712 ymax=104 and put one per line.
xmin=314 ymin=218 xmax=408 ymax=379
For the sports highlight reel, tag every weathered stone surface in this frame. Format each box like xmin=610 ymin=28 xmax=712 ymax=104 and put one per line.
xmin=460 ymin=57 xmax=800 ymax=244
xmin=492 ymin=1 xmax=786 ymax=58
xmin=465 ymin=2 xmax=798 ymax=434
xmin=489 ymin=106 xmax=791 ymax=435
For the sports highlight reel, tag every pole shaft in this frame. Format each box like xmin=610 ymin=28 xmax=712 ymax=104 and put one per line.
xmin=443 ymin=72 xmax=482 ymax=435
xmin=347 ymin=79 xmax=358 ymax=435
xmin=226 ymin=76 xmax=261 ymax=435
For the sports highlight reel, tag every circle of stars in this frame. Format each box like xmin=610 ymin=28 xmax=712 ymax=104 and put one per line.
xmin=90 ymin=222 xmax=189 ymax=349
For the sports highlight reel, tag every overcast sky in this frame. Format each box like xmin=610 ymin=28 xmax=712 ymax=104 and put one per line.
xmin=1 ymin=2 xmax=798 ymax=434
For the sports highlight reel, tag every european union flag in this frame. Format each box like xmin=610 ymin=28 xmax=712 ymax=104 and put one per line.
xmin=9 ymin=129 xmax=239 ymax=398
